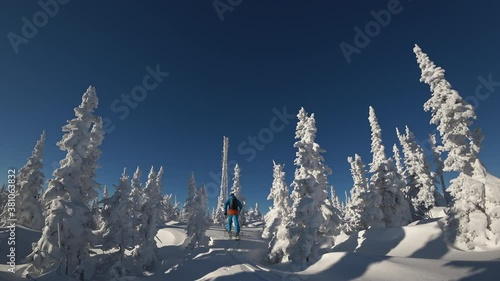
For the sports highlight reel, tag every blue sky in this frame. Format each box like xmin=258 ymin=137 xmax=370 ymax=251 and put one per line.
xmin=1 ymin=0 xmax=500 ymax=212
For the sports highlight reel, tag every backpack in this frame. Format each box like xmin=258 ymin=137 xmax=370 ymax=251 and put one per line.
xmin=229 ymin=197 xmax=238 ymax=210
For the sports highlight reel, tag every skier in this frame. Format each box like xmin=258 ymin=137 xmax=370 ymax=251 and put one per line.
xmin=224 ymin=193 xmax=243 ymax=239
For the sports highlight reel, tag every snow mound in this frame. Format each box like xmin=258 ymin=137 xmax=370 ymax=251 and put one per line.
xmin=333 ymin=212 xmax=500 ymax=261
xmin=156 ymin=226 xmax=187 ymax=247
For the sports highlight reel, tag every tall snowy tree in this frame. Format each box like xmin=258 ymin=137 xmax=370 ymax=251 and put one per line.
xmin=368 ymin=106 xmax=412 ymax=228
xmin=27 ymin=86 xmax=102 ymax=281
xmin=344 ymin=154 xmax=384 ymax=234
xmin=215 ymin=136 xmax=229 ymax=224
xmin=98 ymin=168 xmax=133 ymax=279
xmin=278 ymin=109 xmax=341 ymax=265
xmin=172 ymin=196 xmax=181 ymax=222
xmin=330 ymin=185 xmax=342 ymax=212
xmin=129 ymin=166 xmax=143 ymax=246
xmin=1 ymin=131 xmax=45 ymax=230
xmin=183 ymin=172 xmax=198 ymax=235
xmin=397 ymin=126 xmax=441 ymax=218
xmin=159 ymin=194 xmax=177 ymax=224
xmin=231 ymin=163 xmax=246 ymax=226
xmin=253 ymin=203 xmax=262 ymax=221
xmin=414 ymin=45 xmax=480 ymax=176
xmin=429 ymin=134 xmax=451 ymax=204
xmin=132 ymin=166 xmax=161 ymax=271
xmin=155 ymin=167 xmax=165 ymax=225
xmin=80 ymin=117 xmax=104 ymax=207
xmin=186 ymin=184 xmax=211 ymax=249
xmin=392 ymin=144 xmax=406 ymax=184
xmin=262 ymin=161 xmax=291 ymax=239
xmin=414 ymin=45 xmax=500 ymax=248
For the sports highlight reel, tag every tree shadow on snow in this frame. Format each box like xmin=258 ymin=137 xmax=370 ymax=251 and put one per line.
xmin=409 ymin=220 xmax=450 ymax=259
xmin=157 ymin=237 xmax=267 ymax=281
xmin=327 ymin=227 xmax=405 ymax=280
xmin=331 ymin=231 xmax=360 ymax=252
xmin=445 ymin=260 xmax=500 ymax=281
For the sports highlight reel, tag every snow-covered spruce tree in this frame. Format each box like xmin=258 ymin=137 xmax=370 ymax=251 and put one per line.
xmin=263 ymin=161 xmax=291 ymax=239
xmin=27 ymin=86 xmax=102 ymax=281
xmin=266 ymin=109 xmax=322 ymax=263
xmin=283 ymin=110 xmax=341 ymax=265
xmin=414 ymin=45 xmax=480 ymax=177
xmin=172 ymin=196 xmax=181 ymax=222
xmin=132 ymin=166 xmax=162 ymax=271
xmin=396 ymin=127 xmax=417 ymax=198
xmin=98 ymin=168 xmax=133 ymax=279
xmin=391 ymin=142 xmax=416 ymax=218
xmin=231 ymin=163 xmax=246 ymax=226
xmin=187 ymin=184 xmax=211 ymax=249
xmin=295 ymin=107 xmax=308 ymax=140
xmin=392 ymin=144 xmax=407 ymax=185
xmin=1 ymin=131 xmax=45 ymax=230
xmin=215 ymin=136 xmax=230 ymax=225
xmin=80 ymin=117 xmax=104 ymax=207
xmin=103 ymin=185 xmax=109 ymax=200
xmin=160 ymin=193 xmax=177 ymax=224
xmin=183 ymin=172 xmax=198 ymax=236
xmin=155 ymin=167 xmax=165 ymax=225
xmin=344 ymin=154 xmax=384 ymax=234
xmin=330 ymin=186 xmax=342 ymax=212
xmin=267 ymin=209 xmax=292 ymax=264
xmin=397 ymin=126 xmax=444 ymax=218
xmin=414 ymin=45 xmax=499 ymax=248
xmin=129 ymin=166 xmax=143 ymax=246
xmin=247 ymin=206 xmax=255 ymax=222
xmin=160 ymin=194 xmax=180 ymax=223
xmin=368 ymin=106 xmax=412 ymax=228
xmin=344 ymin=157 xmax=364 ymax=234
xmin=253 ymin=203 xmax=262 ymax=221
xmin=429 ymin=134 xmax=451 ymax=204
xmin=93 ymin=185 xmax=109 ymax=229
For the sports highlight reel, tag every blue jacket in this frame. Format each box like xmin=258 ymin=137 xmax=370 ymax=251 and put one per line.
xmin=224 ymin=194 xmax=243 ymax=214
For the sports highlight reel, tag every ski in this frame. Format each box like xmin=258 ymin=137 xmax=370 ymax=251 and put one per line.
xmin=226 ymin=230 xmax=240 ymax=240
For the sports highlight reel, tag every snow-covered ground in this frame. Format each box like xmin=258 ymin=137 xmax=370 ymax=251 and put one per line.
xmin=1 ymin=215 xmax=500 ymax=281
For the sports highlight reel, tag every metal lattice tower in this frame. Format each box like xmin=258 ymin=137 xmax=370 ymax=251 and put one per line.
xmin=215 ymin=136 xmax=229 ymax=224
